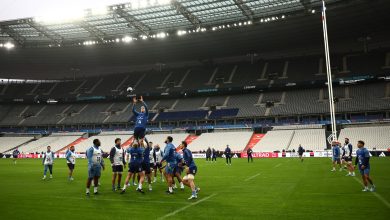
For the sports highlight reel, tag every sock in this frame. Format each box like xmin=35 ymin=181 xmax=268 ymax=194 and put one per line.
xmin=192 ymin=190 xmax=196 ymax=196
xmin=94 ymin=187 xmax=98 ymax=193
xmin=180 ymin=182 xmax=184 ymax=187
xmin=86 ymin=188 xmax=90 ymax=193
xmin=169 ymin=187 xmax=173 ymax=192
xmin=138 ymin=183 xmax=142 ymax=189
xmin=123 ymin=183 xmax=127 ymax=190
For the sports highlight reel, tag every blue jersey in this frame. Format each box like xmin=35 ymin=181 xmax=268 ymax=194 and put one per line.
xmin=127 ymin=147 xmax=144 ymax=164
xmin=224 ymin=147 xmax=231 ymax=155
xmin=332 ymin=146 xmax=340 ymax=158
xmin=174 ymin=152 xmax=183 ymax=164
xmin=183 ymin=148 xmax=196 ymax=168
xmin=356 ymin=147 xmax=370 ymax=169
xmin=143 ymin=146 xmax=152 ymax=164
xmin=162 ymin=143 xmax=176 ymax=164
xmin=65 ymin=150 xmax=73 ymax=163
xmin=133 ymin=103 xmax=148 ymax=128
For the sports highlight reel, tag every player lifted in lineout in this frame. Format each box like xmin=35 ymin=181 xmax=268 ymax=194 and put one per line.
xmin=132 ymin=96 xmax=149 ymax=147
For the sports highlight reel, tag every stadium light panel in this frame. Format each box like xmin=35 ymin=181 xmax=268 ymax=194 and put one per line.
xmin=156 ymin=32 xmax=166 ymax=38
xmin=122 ymin=36 xmax=132 ymax=43
xmin=3 ymin=42 xmax=15 ymax=49
xmin=177 ymin=30 xmax=186 ymax=36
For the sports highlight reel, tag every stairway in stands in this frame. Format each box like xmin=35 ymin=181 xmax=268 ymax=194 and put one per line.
xmin=184 ymin=134 xmax=199 ymax=145
xmin=121 ymin=136 xmax=134 ymax=148
xmin=56 ymin=137 xmax=88 ymax=153
xmin=243 ymin=133 xmax=265 ymax=152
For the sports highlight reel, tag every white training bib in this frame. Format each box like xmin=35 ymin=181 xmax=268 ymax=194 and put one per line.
xmin=44 ymin=152 xmax=54 ymax=165
xmin=67 ymin=151 xmax=76 ymax=164
xmin=155 ymin=149 xmax=163 ymax=162
xmin=149 ymin=150 xmax=154 ymax=162
xmin=113 ymin=147 xmax=124 ymax=166
xmin=343 ymin=145 xmax=351 ymax=156
xmin=92 ymin=147 xmax=102 ymax=165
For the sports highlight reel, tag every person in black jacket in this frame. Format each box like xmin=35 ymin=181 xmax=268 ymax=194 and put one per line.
xmin=298 ymin=144 xmax=305 ymax=162
xmin=206 ymin=147 xmax=211 ymax=162
xmin=247 ymin=148 xmax=253 ymax=163
xmin=224 ymin=145 xmax=232 ymax=165
xmin=211 ymin=148 xmax=217 ymax=162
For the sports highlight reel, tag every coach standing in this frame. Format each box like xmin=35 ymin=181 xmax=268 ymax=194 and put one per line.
xmin=224 ymin=145 xmax=232 ymax=165
xmin=247 ymin=148 xmax=253 ymax=163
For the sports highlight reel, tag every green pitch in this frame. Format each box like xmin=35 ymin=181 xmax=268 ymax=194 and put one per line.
xmin=0 ymin=157 xmax=389 ymax=220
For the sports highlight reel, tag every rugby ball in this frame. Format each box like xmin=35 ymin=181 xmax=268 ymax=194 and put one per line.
xmin=126 ymin=87 xmax=133 ymax=92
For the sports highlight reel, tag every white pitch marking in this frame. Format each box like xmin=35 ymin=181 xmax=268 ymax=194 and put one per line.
xmin=244 ymin=173 xmax=261 ymax=182
xmin=351 ymin=176 xmax=390 ymax=209
xmin=158 ymin=193 xmax=217 ymax=219
xmin=274 ymin=163 xmax=282 ymax=168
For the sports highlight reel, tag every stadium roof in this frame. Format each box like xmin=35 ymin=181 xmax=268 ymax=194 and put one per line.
xmin=0 ymin=0 xmax=342 ymax=48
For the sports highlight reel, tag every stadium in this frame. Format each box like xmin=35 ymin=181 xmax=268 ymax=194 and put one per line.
xmin=0 ymin=0 xmax=389 ymax=219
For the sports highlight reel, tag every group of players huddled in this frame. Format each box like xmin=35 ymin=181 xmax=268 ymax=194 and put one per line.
xmin=15 ymin=96 xmax=375 ymax=196
xmin=330 ymin=138 xmax=376 ymax=192
xmin=39 ymin=96 xmax=200 ymax=200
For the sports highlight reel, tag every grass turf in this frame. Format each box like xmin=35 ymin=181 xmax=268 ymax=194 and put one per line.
xmin=0 ymin=157 xmax=389 ymax=220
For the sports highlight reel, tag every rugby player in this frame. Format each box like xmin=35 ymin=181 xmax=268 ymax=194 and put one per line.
xmin=109 ymin=138 xmax=126 ymax=191
xmin=42 ymin=146 xmax=55 ymax=180
xmin=342 ymin=138 xmax=355 ymax=176
xmin=180 ymin=141 xmax=200 ymax=200
xmin=331 ymin=141 xmax=342 ymax=172
xmin=86 ymin=139 xmax=105 ymax=195
xmin=65 ymin=145 xmax=76 ymax=181
xmin=121 ymin=143 xmax=145 ymax=194
xmin=355 ymin=140 xmax=375 ymax=192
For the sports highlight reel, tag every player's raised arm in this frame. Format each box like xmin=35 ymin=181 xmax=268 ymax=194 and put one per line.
xmin=140 ymin=96 xmax=148 ymax=116
xmin=132 ymin=97 xmax=139 ymax=115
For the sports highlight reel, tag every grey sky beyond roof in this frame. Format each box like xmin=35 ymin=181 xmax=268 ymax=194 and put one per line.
xmin=0 ymin=0 xmax=341 ymax=47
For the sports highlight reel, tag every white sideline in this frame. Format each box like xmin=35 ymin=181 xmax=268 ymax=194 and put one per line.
xmin=245 ymin=173 xmax=261 ymax=181
xmin=329 ymin=157 xmax=390 ymax=209
xmin=274 ymin=163 xmax=282 ymax=168
xmin=352 ymin=177 xmax=390 ymax=209
xmin=158 ymin=193 xmax=217 ymax=220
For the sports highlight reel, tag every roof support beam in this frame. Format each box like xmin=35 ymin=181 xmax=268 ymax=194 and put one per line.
xmin=0 ymin=25 xmax=25 ymax=45
xmin=232 ymin=0 xmax=254 ymax=20
xmin=114 ymin=7 xmax=151 ymax=36
xmin=28 ymin=21 xmax=64 ymax=45
xmin=171 ymin=0 xmax=202 ymax=28
xmin=77 ymin=21 xmax=107 ymax=41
